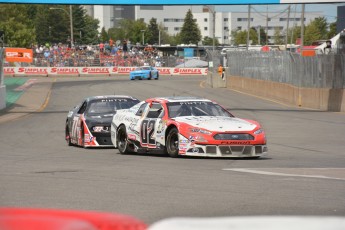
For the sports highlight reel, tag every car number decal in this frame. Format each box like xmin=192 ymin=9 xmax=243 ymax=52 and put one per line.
xmin=141 ymin=119 xmax=156 ymax=147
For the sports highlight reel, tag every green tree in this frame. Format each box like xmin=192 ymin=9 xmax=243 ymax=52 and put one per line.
xmin=327 ymin=22 xmax=337 ymax=39
xmin=72 ymin=5 xmax=88 ymax=45
xmin=180 ymin=9 xmax=201 ymax=44
xmin=146 ymin=18 xmax=159 ymax=45
xmin=158 ymin=24 xmax=173 ymax=45
xmin=249 ymin=27 xmax=258 ymax=45
xmin=233 ymin=30 xmax=247 ymax=45
xmin=273 ymin=27 xmax=284 ymax=45
xmin=36 ymin=5 xmax=69 ymax=45
xmin=202 ymin=36 xmax=219 ymax=46
xmin=82 ymin=16 xmax=100 ymax=44
xmin=304 ymin=22 xmax=321 ymax=45
xmin=112 ymin=19 xmax=146 ymax=45
xmin=313 ymin=17 xmax=328 ymax=40
xmin=287 ymin=26 xmax=301 ymax=44
xmin=0 ymin=4 xmax=36 ymax=47
xmin=257 ymin=27 xmax=268 ymax=45
xmin=100 ymin=27 xmax=109 ymax=43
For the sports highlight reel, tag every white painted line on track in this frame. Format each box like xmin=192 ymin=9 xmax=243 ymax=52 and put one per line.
xmin=223 ymin=168 xmax=345 ymax=181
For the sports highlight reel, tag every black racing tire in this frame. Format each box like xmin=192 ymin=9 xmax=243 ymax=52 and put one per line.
xmin=116 ymin=125 xmax=130 ymax=154
xmin=139 ymin=77 xmax=142 ymax=80
xmin=80 ymin=124 xmax=85 ymax=148
xmin=166 ymin=127 xmax=179 ymax=158
xmin=155 ymin=72 xmax=159 ymax=80
xmin=65 ymin=123 xmax=72 ymax=146
xmin=148 ymin=72 xmax=152 ymax=80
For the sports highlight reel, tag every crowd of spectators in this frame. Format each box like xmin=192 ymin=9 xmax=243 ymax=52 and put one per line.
xmin=30 ymin=41 xmax=173 ymax=67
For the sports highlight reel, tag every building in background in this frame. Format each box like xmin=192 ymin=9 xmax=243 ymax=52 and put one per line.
xmin=194 ymin=10 xmax=322 ymax=45
xmin=84 ymin=5 xmax=323 ymax=45
xmin=337 ymin=5 xmax=345 ymax=33
xmin=84 ymin=5 xmax=135 ymax=31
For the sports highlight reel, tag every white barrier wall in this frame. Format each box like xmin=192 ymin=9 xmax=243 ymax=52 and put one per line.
xmin=3 ymin=67 xmax=208 ymax=77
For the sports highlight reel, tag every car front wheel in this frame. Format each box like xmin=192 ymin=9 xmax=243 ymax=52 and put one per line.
xmin=117 ymin=125 xmax=130 ymax=154
xmin=166 ymin=127 xmax=179 ymax=158
xmin=65 ymin=123 xmax=72 ymax=146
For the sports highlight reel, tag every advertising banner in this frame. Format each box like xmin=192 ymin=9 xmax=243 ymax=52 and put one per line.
xmin=3 ymin=67 xmax=208 ymax=76
xmin=5 ymin=48 xmax=33 ymax=63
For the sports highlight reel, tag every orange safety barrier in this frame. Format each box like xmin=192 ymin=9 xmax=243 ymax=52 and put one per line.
xmin=0 ymin=207 xmax=147 ymax=230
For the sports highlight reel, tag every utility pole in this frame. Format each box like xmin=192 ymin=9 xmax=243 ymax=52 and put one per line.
xmin=69 ymin=5 xmax=74 ymax=47
xmin=213 ymin=10 xmax=216 ymax=52
xmin=246 ymin=5 xmax=251 ymax=50
xmin=266 ymin=5 xmax=269 ymax=45
xmin=258 ymin=25 xmax=261 ymax=45
xmin=291 ymin=4 xmax=297 ymax=44
xmin=285 ymin=5 xmax=291 ymax=50
xmin=300 ymin=4 xmax=305 ymax=55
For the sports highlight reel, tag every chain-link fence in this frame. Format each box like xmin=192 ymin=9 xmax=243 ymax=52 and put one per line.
xmin=225 ymin=51 xmax=345 ymax=89
xmin=0 ymin=48 xmax=4 ymax=85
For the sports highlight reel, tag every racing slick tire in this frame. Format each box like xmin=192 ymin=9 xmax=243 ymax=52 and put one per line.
xmin=155 ymin=73 xmax=159 ymax=80
xmin=80 ymin=124 xmax=85 ymax=148
xmin=116 ymin=125 xmax=131 ymax=154
xmin=65 ymin=123 xmax=72 ymax=146
xmin=148 ymin=72 xmax=152 ymax=80
xmin=166 ymin=127 xmax=179 ymax=158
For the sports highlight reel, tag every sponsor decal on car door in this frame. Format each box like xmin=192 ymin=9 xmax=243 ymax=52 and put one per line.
xmin=141 ymin=119 xmax=157 ymax=148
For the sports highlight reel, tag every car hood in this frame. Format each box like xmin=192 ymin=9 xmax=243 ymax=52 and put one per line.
xmin=174 ymin=116 xmax=257 ymax=132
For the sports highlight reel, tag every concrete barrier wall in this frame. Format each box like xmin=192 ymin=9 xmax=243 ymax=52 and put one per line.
xmin=227 ymin=75 xmax=345 ymax=112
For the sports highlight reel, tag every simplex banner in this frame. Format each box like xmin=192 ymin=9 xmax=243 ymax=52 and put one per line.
xmin=3 ymin=67 xmax=208 ymax=76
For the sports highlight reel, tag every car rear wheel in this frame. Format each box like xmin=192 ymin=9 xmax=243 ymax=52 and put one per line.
xmin=65 ymin=123 xmax=72 ymax=146
xmin=155 ymin=73 xmax=159 ymax=80
xmin=148 ymin=72 xmax=152 ymax=80
xmin=166 ymin=127 xmax=179 ymax=158
xmin=117 ymin=125 xmax=130 ymax=154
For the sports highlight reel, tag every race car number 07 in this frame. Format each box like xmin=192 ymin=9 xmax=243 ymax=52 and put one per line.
xmin=141 ymin=119 xmax=156 ymax=145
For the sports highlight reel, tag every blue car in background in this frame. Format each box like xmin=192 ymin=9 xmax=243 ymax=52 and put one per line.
xmin=129 ymin=66 xmax=159 ymax=80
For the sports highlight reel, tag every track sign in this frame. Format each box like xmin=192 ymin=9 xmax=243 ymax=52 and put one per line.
xmin=5 ymin=48 xmax=33 ymax=63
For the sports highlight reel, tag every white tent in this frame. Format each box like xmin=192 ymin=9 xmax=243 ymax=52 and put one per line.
xmin=175 ymin=58 xmax=209 ymax=68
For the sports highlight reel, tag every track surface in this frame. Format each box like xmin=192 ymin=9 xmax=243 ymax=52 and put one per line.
xmin=1 ymin=75 xmax=345 ymax=224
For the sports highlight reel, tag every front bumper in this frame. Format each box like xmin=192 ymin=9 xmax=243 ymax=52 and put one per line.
xmin=179 ymin=144 xmax=268 ymax=158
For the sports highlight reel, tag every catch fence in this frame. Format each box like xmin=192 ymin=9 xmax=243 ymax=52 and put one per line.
xmin=225 ymin=51 xmax=345 ymax=89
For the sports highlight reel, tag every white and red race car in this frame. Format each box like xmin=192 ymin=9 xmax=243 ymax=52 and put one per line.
xmin=111 ymin=97 xmax=267 ymax=158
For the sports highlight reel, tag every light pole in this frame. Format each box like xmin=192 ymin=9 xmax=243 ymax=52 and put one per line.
xmin=141 ymin=30 xmax=145 ymax=46
xmin=49 ymin=5 xmax=73 ymax=47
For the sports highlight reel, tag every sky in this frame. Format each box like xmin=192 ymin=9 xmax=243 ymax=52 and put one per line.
xmin=216 ymin=3 xmax=344 ymax=22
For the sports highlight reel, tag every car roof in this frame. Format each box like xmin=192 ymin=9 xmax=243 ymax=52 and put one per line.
xmin=147 ymin=96 xmax=212 ymax=103
xmin=86 ymin=95 xmax=138 ymax=102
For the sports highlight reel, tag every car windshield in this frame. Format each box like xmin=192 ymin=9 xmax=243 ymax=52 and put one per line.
xmin=87 ymin=98 xmax=139 ymax=115
xmin=167 ymin=101 xmax=233 ymax=118
xmin=136 ymin=66 xmax=150 ymax=71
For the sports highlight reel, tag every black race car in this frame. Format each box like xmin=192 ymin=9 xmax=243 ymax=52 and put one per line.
xmin=65 ymin=95 xmax=140 ymax=147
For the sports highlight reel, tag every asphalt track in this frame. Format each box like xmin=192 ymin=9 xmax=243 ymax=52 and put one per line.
xmin=0 ymin=75 xmax=345 ymax=224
